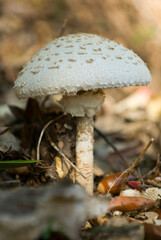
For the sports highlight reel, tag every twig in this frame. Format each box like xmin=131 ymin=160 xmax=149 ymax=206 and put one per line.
xmin=155 ymin=153 xmax=160 ymax=177
xmin=37 ymin=114 xmax=63 ymax=161
xmin=47 ymin=134 xmax=86 ymax=179
xmin=37 ymin=119 xmax=55 ymax=162
xmin=94 ymin=127 xmax=129 ymax=168
xmin=36 ymin=117 xmax=86 ymax=179
xmin=59 ymin=18 xmax=68 ymax=37
xmin=107 ymin=138 xmax=155 ymax=194
xmin=144 ymin=153 xmax=161 ymax=178
xmin=128 ymin=138 xmax=155 ymax=173
xmin=146 ymin=179 xmax=161 ymax=188
xmin=137 ymin=167 xmax=144 ymax=184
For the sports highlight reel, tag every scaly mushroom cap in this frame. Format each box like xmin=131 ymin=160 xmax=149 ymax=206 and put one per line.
xmin=14 ymin=33 xmax=151 ymax=99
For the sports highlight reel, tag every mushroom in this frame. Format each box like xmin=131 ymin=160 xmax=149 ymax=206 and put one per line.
xmin=14 ymin=33 xmax=151 ymax=195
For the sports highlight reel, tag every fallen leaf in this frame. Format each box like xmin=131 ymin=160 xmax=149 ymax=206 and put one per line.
xmin=135 ymin=212 xmax=158 ymax=224
xmin=109 ymin=196 xmax=155 ymax=212
xmin=143 ymin=188 xmax=161 ymax=201
xmin=9 ymin=105 xmax=25 ymax=121
xmin=120 ymin=189 xmax=142 ymax=197
xmin=97 ymin=172 xmax=128 ymax=194
xmin=128 ymin=180 xmax=142 ymax=191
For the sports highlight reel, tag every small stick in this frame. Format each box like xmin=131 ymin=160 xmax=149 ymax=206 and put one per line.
xmin=94 ymin=127 xmax=129 ymax=168
xmin=128 ymin=138 xmax=155 ymax=174
xmin=137 ymin=167 xmax=145 ymax=189
xmin=146 ymin=179 xmax=161 ymax=188
xmin=144 ymin=153 xmax=161 ymax=178
xmin=155 ymin=153 xmax=160 ymax=177
xmin=37 ymin=118 xmax=86 ymax=179
xmin=107 ymin=138 xmax=155 ymax=194
xmin=137 ymin=167 xmax=144 ymax=184
xmin=37 ymin=115 xmax=63 ymax=162
xmin=47 ymin=134 xmax=86 ymax=179
xmin=37 ymin=119 xmax=55 ymax=162
xmin=59 ymin=18 xmax=68 ymax=37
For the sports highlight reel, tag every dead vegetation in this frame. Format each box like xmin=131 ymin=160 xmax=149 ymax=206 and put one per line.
xmin=0 ymin=0 xmax=161 ymax=239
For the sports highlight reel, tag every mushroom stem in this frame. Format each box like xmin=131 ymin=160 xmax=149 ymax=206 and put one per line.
xmin=76 ymin=116 xmax=94 ymax=195
xmin=59 ymin=90 xmax=105 ymax=194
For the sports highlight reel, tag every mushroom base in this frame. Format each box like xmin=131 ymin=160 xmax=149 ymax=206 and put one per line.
xmin=76 ymin=116 xmax=94 ymax=195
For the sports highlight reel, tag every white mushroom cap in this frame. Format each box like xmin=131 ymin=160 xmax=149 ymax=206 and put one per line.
xmin=14 ymin=33 xmax=151 ymax=99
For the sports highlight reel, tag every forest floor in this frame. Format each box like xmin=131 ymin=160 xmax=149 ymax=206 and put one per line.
xmin=0 ymin=0 xmax=161 ymax=239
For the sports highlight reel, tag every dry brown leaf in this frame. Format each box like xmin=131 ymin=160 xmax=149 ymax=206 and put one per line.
xmin=97 ymin=172 xmax=128 ymax=194
xmin=135 ymin=212 xmax=158 ymax=224
xmin=109 ymin=196 xmax=155 ymax=212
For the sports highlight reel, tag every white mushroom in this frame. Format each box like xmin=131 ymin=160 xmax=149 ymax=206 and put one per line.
xmin=14 ymin=33 xmax=151 ymax=195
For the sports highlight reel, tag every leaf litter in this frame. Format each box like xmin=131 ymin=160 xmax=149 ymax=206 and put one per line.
xmin=0 ymin=0 xmax=161 ymax=239
xmin=0 ymin=92 xmax=160 ymax=239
